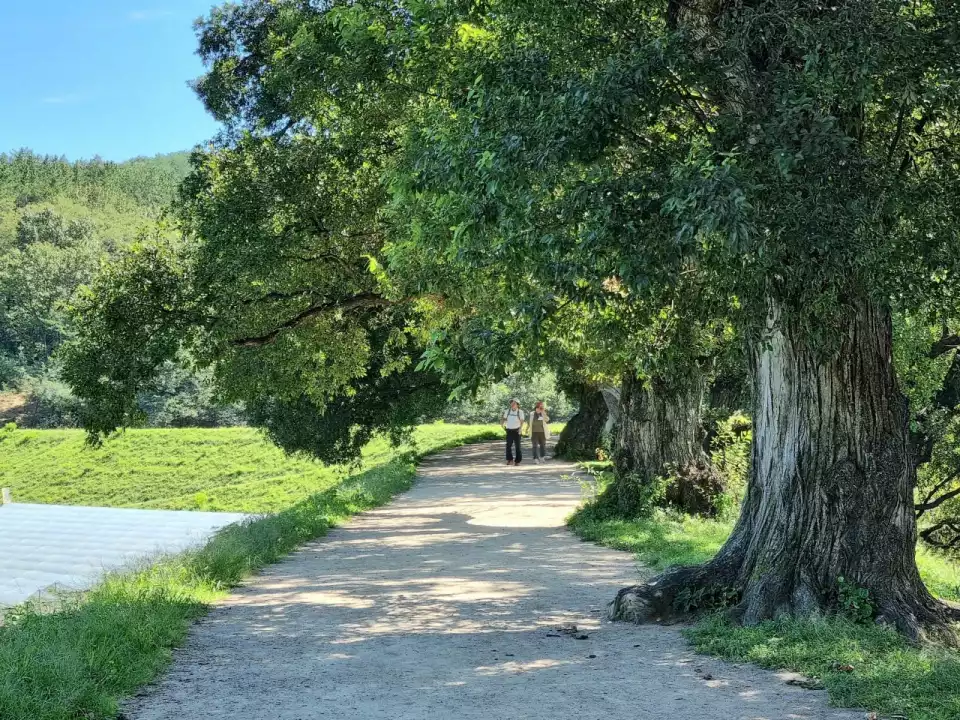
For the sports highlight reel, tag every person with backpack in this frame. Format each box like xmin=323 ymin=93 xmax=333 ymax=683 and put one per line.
xmin=500 ymin=398 xmax=526 ymax=465
xmin=528 ymin=401 xmax=551 ymax=463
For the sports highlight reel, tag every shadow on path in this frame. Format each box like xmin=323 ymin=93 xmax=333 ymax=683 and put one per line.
xmin=126 ymin=443 xmax=860 ymax=720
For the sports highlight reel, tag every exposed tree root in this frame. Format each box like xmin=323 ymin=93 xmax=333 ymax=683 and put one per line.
xmin=874 ymin=594 xmax=958 ymax=646
xmin=942 ymin=600 xmax=960 ymax=623
xmin=609 ymin=560 xmax=959 ymax=647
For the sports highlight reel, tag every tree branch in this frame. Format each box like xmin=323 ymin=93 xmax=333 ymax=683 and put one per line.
xmin=920 ymin=473 xmax=955 ymax=508
xmin=928 ymin=327 xmax=960 ymax=359
xmin=664 ymin=74 xmax=713 ymax=135
xmin=887 ymin=104 xmax=906 ymax=165
xmin=276 ymin=250 xmax=360 ymax=273
xmin=915 ymin=482 xmax=960 ymax=518
xmin=897 ymin=113 xmax=932 ymax=179
xmin=238 ymin=290 xmax=313 ymax=306
xmin=231 ymin=292 xmax=393 ymax=347
xmin=922 ymin=522 xmax=960 ymax=552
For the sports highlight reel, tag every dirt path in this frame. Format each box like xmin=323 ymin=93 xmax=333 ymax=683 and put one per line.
xmin=127 ymin=442 xmax=860 ymax=720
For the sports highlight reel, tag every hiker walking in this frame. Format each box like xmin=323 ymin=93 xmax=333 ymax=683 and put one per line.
xmin=529 ymin=401 xmax=550 ymax=463
xmin=501 ymin=398 xmax=525 ymax=465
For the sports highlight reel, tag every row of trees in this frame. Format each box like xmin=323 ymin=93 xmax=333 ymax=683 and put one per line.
xmin=62 ymin=0 xmax=960 ymax=643
xmin=0 ymin=162 xmax=567 ymax=428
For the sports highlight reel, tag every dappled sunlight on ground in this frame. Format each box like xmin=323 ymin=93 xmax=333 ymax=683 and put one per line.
xmin=126 ymin=442 xmax=861 ymax=720
xmin=474 ymin=657 xmax=575 ymax=676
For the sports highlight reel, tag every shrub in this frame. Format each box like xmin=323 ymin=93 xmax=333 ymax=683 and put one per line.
xmin=836 ymin=576 xmax=875 ymax=624
xmin=710 ymin=411 xmax=752 ymax=518
xmin=20 ymin=374 xmax=81 ymax=428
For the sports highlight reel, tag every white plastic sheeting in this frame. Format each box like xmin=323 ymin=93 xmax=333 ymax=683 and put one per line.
xmin=0 ymin=503 xmax=246 ymax=607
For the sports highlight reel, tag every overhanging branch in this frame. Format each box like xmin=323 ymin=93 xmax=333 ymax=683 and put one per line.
xmin=231 ymin=292 xmax=393 ymax=348
xmin=915 ymin=482 xmax=960 ymax=518
xmin=921 ymin=521 xmax=960 ymax=551
xmin=897 ymin=114 xmax=932 ymax=179
xmin=928 ymin=328 xmax=960 ymax=359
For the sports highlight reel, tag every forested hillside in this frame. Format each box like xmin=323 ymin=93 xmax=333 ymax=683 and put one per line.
xmin=0 ymin=149 xmax=190 ymax=212
xmin=0 ymin=150 xmax=218 ymax=426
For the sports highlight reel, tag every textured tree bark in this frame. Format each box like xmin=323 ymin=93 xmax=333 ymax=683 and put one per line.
xmin=554 ymin=385 xmax=614 ymax=460
xmin=613 ymin=372 xmax=723 ymax=516
xmin=610 ymin=298 xmax=956 ymax=643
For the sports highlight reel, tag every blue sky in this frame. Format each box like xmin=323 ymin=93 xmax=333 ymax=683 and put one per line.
xmin=1 ymin=2 xmax=222 ymax=161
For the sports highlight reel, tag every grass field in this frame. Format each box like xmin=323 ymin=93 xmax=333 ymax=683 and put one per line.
xmin=0 ymin=423 xmax=496 ymax=512
xmin=568 ymin=480 xmax=960 ymax=720
xmin=0 ymin=422 xmax=499 ymax=720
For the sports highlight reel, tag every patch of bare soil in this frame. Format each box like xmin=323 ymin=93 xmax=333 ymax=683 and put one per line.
xmin=0 ymin=392 xmax=27 ymax=425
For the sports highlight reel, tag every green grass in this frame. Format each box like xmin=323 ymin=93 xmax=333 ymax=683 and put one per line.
xmin=686 ymin=615 xmax=960 ymax=720
xmin=0 ymin=423 xmax=496 ymax=512
xmin=568 ymin=487 xmax=960 ymax=720
xmin=569 ymin=502 xmax=730 ymax=571
xmin=0 ymin=423 xmax=498 ymax=720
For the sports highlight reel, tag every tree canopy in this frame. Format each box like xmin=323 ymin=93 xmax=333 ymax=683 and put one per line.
xmin=60 ymin=0 xmax=960 ymax=641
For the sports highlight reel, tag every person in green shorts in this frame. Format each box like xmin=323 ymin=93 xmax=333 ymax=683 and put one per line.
xmin=528 ymin=401 xmax=550 ymax=463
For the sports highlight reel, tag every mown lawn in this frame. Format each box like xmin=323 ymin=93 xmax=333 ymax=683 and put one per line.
xmin=0 ymin=422 xmax=499 ymax=720
xmin=568 ymin=489 xmax=960 ymax=720
xmin=0 ymin=423 xmax=496 ymax=512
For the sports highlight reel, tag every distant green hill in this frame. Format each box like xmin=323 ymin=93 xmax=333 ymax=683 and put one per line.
xmin=0 ymin=149 xmax=191 ymax=205
xmin=0 ymin=150 xmax=191 ymax=246
xmin=0 ymin=150 xmax=193 ymax=393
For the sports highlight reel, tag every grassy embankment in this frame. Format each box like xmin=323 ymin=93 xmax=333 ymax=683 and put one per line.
xmin=569 ymin=471 xmax=960 ymax=720
xmin=0 ymin=423 xmax=498 ymax=720
xmin=0 ymin=424 xmax=499 ymax=512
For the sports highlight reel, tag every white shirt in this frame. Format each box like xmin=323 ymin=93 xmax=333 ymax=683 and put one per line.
xmin=502 ymin=408 xmax=525 ymax=430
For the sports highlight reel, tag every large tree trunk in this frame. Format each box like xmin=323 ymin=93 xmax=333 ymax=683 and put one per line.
xmin=610 ymin=298 xmax=956 ymax=643
xmin=613 ymin=372 xmax=723 ymax=516
xmin=554 ymin=385 xmax=616 ymax=460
